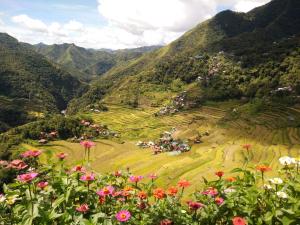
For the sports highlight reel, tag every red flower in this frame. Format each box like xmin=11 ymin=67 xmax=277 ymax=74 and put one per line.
xmin=76 ymin=204 xmax=89 ymax=213
xmin=167 ymin=186 xmax=178 ymax=196
xmin=160 ymin=219 xmax=173 ymax=225
xmin=178 ymin=180 xmax=190 ymax=188
xmin=242 ymin=144 xmax=251 ymax=151
xmin=153 ymin=188 xmax=165 ymax=199
xmin=215 ymin=171 xmax=224 ymax=178
xmin=256 ymin=165 xmax=271 ymax=172
xmin=187 ymin=201 xmax=204 ymax=210
xmin=137 ymin=191 xmax=147 ymax=199
xmin=232 ymin=217 xmax=247 ymax=225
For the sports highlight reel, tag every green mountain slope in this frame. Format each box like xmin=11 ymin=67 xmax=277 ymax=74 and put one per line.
xmin=0 ymin=33 xmax=84 ymax=131
xmin=68 ymin=0 xmax=300 ymax=112
xmin=35 ymin=43 xmax=161 ymax=82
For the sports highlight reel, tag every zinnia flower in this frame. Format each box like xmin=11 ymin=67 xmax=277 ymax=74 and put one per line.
xmin=80 ymin=140 xmax=96 ymax=149
xmin=56 ymin=152 xmax=67 ymax=160
xmin=153 ymin=188 xmax=165 ymax=199
xmin=232 ymin=217 xmax=247 ymax=225
xmin=269 ymin=178 xmax=283 ymax=185
xmin=202 ymin=187 xmax=218 ymax=196
xmin=114 ymin=170 xmax=122 ymax=177
xmin=276 ymin=191 xmax=288 ymax=199
xmin=115 ymin=210 xmax=131 ymax=222
xmin=96 ymin=186 xmax=114 ymax=196
xmin=187 ymin=201 xmax=204 ymax=210
xmin=137 ymin=191 xmax=147 ymax=199
xmin=167 ymin=186 xmax=178 ymax=196
xmin=226 ymin=177 xmax=236 ymax=182
xmin=17 ymin=172 xmax=38 ymax=183
xmin=80 ymin=173 xmax=95 ymax=181
xmin=7 ymin=159 xmax=28 ymax=170
xmin=129 ymin=175 xmax=143 ymax=183
xmin=215 ymin=171 xmax=224 ymax=178
xmin=21 ymin=150 xmax=42 ymax=158
xmin=76 ymin=204 xmax=89 ymax=213
xmin=242 ymin=144 xmax=251 ymax=151
xmin=178 ymin=180 xmax=190 ymax=188
xmin=279 ymin=156 xmax=296 ymax=166
xmin=37 ymin=181 xmax=48 ymax=189
xmin=215 ymin=197 xmax=224 ymax=205
xmin=160 ymin=219 xmax=173 ymax=225
xmin=148 ymin=173 xmax=158 ymax=180
xmin=256 ymin=165 xmax=271 ymax=172
xmin=71 ymin=165 xmax=86 ymax=173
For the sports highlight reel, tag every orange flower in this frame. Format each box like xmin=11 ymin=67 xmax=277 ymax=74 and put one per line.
xmin=242 ymin=144 xmax=252 ymax=151
xmin=98 ymin=196 xmax=106 ymax=204
xmin=256 ymin=165 xmax=271 ymax=172
xmin=226 ymin=177 xmax=237 ymax=182
xmin=167 ymin=186 xmax=178 ymax=196
xmin=215 ymin=171 xmax=224 ymax=178
xmin=178 ymin=180 xmax=190 ymax=188
xmin=137 ymin=191 xmax=148 ymax=199
xmin=153 ymin=188 xmax=165 ymax=199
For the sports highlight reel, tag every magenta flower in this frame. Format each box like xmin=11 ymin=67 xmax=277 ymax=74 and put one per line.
xmin=80 ymin=140 xmax=96 ymax=149
xmin=96 ymin=186 xmax=115 ymax=197
xmin=21 ymin=150 xmax=42 ymax=158
xmin=17 ymin=172 xmax=38 ymax=183
xmin=215 ymin=197 xmax=224 ymax=205
xmin=37 ymin=181 xmax=48 ymax=189
xmin=116 ymin=210 xmax=131 ymax=222
xmin=76 ymin=204 xmax=89 ymax=213
xmin=80 ymin=173 xmax=95 ymax=181
xmin=71 ymin=165 xmax=86 ymax=173
xmin=202 ymin=187 xmax=218 ymax=196
xmin=129 ymin=175 xmax=143 ymax=183
xmin=187 ymin=201 xmax=204 ymax=210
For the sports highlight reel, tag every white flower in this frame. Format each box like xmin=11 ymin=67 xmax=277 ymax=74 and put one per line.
xmin=0 ymin=194 xmax=6 ymax=203
xmin=276 ymin=191 xmax=288 ymax=199
xmin=263 ymin=184 xmax=273 ymax=190
xmin=269 ymin=178 xmax=283 ymax=185
xmin=224 ymin=188 xmax=236 ymax=194
xmin=279 ymin=156 xmax=296 ymax=165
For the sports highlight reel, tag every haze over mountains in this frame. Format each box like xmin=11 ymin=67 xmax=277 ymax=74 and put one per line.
xmin=0 ymin=0 xmax=300 ymax=130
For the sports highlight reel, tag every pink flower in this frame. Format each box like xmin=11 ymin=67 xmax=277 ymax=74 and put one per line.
xmin=116 ymin=210 xmax=131 ymax=222
xmin=202 ymin=187 xmax=218 ymax=196
xmin=56 ymin=152 xmax=67 ymax=160
xmin=149 ymin=173 xmax=158 ymax=180
xmin=129 ymin=175 xmax=143 ymax=183
xmin=76 ymin=204 xmax=89 ymax=213
xmin=80 ymin=173 xmax=95 ymax=181
xmin=187 ymin=201 xmax=204 ymax=210
xmin=96 ymin=186 xmax=115 ymax=197
xmin=7 ymin=160 xmax=28 ymax=170
xmin=21 ymin=150 xmax=42 ymax=158
xmin=80 ymin=141 xmax=96 ymax=149
xmin=215 ymin=197 xmax=224 ymax=205
xmin=114 ymin=170 xmax=122 ymax=177
xmin=71 ymin=165 xmax=86 ymax=173
xmin=37 ymin=181 xmax=48 ymax=189
xmin=17 ymin=172 xmax=38 ymax=183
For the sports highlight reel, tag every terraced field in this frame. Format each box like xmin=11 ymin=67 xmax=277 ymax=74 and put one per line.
xmin=24 ymin=102 xmax=300 ymax=195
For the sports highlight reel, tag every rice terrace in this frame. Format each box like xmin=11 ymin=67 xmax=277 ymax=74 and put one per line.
xmin=1 ymin=0 xmax=300 ymax=224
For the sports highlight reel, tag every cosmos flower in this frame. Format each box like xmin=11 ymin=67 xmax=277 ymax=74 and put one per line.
xmin=115 ymin=210 xmax=131 ymax=222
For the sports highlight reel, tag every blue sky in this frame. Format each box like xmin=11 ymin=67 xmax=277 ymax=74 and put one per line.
xmin=0 ymin=0 xmax=271 ymax=49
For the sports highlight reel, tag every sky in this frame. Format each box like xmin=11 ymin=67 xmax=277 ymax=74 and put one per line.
xmin=0 ymin=0 xmax=271 ymax=49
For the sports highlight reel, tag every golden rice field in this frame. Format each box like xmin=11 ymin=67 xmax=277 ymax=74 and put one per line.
xmin=23 ymin=102 xmax=300 ymax=195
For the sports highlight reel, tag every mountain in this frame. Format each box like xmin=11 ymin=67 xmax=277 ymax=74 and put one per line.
xmin=34 ymin=43 xmax=161 ymax=82
xmin=68 ymin=0 xmax=300 ymax=112
xmin=0 ymin=33 xmax=84 ymax=131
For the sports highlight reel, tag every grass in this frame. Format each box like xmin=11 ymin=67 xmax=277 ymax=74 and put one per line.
xmin=23 ymin=102 xmax=300 ymax=196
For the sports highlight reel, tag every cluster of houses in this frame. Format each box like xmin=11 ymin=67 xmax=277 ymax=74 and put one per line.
xmin=137 ymin=130 xmax=191 ymax=155
xmin=155 ymin=92 xmax=188 ymax=116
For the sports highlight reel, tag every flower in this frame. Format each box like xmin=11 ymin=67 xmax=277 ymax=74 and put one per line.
xmin=37 ymin=181 xmax=48 ymax=189
xmin=242 ymin=144 xmax=252 ymax=151
xmin=0 ymin=160 xmax=8 ymax=167
xmin=96 ymin=186 xmax=114 ymax=196
xmin=226 ymin=177 xmax=236 ymax=182
xmin=279 ymin=156 xmax=296 ymax=166
xmin=17 ymin=172 xmax=38 ymax=183
xmin=129 ymin=175 xmax=143 ymax=183
xmin=232 ymin=217 xmax=247 ymax=225
xmin=263 ymin=184 xmax=273 ymax=190
xmin=215 ymin=171 xmax=224 ymax=178
xmin=114 ymin=170 xmax=122 ymax=177
xmin=137 ymin=202 xmax=147 ymax=210
xmin=71 ymin=165 xmax=86 ymax=173
xmin=7 ymin=159 xmax=28 ymax=170
xmin=0 ymin=194 xmax=6 ymax=203
xmin=178 ymin=180 xmax=190 ymax=188
xmin=6 ymin=195 xmax=18 ymax=205
xmin=56 ymin=152 xmax=67 ymax=160
xmin=21 ymin=150 xmax=42 ymax=158
xmin=269 ymin=178 xmax=283 ymax=185
xmin=224 ymin=188 xmax=236 ymax=194
xmin=187 ymin=201 xmax=204 ymax=210
xmin=215 ymin=197 xmax=224 ymax=205
xmin=160 ymin=219 xmax=173 ymax=225
xmin=115 ymin=210 xmax=131 ymax=222
xmin=276 ymin=191 xmax=288 ymax=199
xmin=202 ymin=187 xmax=218 ymax=196
xmin=167 ymin=186 xmax=178 ymax=196
xmin=80 ymin=173 xmax=95 ymax=181
xmin=153 ymin=188 xmax=165 ymax=199
xmin=148 ymin=173 xmax=158 ymax=180
xmin=256 ymin=165 xmax=272 ymax=172
xmin=76 ymin=204 xmax=89 ymax=213
xmin=137 ymin=191 xmax=147 ymax=199
xmin=80 ymin=140 xmax=96 ymax=149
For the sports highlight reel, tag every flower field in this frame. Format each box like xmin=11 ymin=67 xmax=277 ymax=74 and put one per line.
xmin=1 ymin=145 xmax=300 ymax=225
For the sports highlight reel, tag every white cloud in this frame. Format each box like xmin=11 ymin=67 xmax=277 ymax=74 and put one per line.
xmin=234 ymin=0 xmax=270 ymax=12
xmin=12 ymin=14 xmax=48 ymax=32
xmin=64 ymin=20 xmax=84 ymax=32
